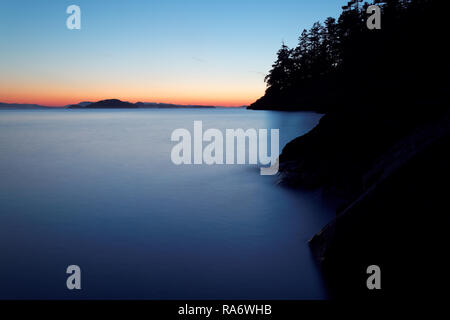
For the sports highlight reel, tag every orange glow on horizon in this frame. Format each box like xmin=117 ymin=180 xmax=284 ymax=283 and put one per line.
xmin=0 ymin=96 xmax=255 ymax=107
xmin=1 ymin=83 xmax=262 ymax=107
xmin=0 ymin=72 xmax=265 ymax=107
xmin=0 ymin=56 xmax=267 ymax=107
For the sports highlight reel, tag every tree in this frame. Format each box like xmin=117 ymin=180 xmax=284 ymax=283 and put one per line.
xmin=322 ymin=17 xmax=340 ymax=69
xmin=265 ymin=43 xmax=293 ymax=90
xmin=252 ymin=0 xmax=448 ymax=112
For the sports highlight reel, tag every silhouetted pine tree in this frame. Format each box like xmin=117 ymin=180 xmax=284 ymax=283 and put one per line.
xmin=264 ymin=43 xmax=293 ymax=91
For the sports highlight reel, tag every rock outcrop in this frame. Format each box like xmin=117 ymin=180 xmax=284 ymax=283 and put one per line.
xmin=279 ymin=105 xmax=450 ymax=299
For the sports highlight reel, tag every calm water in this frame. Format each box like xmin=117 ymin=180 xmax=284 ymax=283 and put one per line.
xmin=0 ymin=108 xmax=334 ymax=299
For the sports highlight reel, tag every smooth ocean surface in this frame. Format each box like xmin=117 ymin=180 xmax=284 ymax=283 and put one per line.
xmin=0 ymin=108 xmax=334 ymax=299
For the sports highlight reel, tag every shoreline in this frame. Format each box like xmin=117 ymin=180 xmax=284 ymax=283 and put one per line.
xmin=275 ymin=104 xmax=450 ymax=298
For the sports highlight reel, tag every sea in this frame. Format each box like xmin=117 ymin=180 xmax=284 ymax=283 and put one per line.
xmin=0 ymin=108 xmax=335 ymax=299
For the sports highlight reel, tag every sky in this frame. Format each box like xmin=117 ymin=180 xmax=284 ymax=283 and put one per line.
xmin=0 ymin=0 xmax=346 ymax=106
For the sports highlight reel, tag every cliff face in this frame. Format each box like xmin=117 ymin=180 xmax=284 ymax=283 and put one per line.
xmin=280 ymin=106 xmax=450 ymax=202
xmin=279 ymin=106 xmax=450 ymax=299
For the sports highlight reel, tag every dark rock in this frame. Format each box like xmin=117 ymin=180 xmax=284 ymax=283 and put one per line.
xmin=279 ymin=104 xmax=450 ymax=299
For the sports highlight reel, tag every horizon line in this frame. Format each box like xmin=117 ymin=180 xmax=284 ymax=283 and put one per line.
xmin=0 ymin=99 xmax=250 ymax=108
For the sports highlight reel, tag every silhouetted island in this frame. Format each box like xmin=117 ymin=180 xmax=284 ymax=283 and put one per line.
xmin=249 ymin=0 xmax=450 ymax=300
xmin=68 ymin=99 xmax=138 ymax=109
xmin=68 ymin=99 xmax=217 ymax=109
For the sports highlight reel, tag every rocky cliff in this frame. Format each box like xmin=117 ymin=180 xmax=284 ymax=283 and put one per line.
xmin=279 ymin=105 xmax=450 ymax=299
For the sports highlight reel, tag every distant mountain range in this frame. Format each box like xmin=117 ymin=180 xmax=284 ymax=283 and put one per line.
xmin=68 ymin=99 xmax=219 ymax=109
xmin=1 ymin=99 xmax=242 ymax=110
xmin=0 ymin=103 xmax=52 ymax=110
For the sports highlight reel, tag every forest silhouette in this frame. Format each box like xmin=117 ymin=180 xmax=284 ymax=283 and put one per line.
xmin=250 ymin=0 xmax=449 ymax=111
xmin=263 ymin=0 xmax=450 ymax=300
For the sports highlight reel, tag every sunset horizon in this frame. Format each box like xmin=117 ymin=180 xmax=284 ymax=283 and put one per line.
xmin=0 ymin=96 xmax=252 ymax=107
xmin=0 ymin=0 xmax=346 ymax=109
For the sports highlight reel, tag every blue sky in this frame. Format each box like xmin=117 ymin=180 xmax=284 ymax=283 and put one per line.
xmin=0 ymin=0 xmax=347 ymax=106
